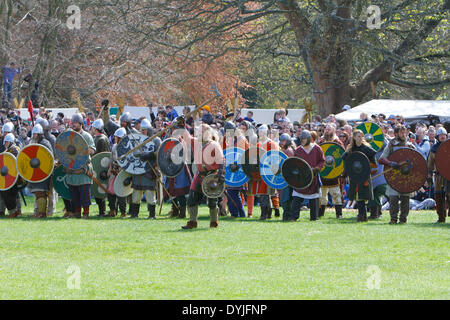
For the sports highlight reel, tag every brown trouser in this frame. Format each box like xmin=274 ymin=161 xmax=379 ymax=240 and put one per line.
xmin=389 ymin=195 xmax=409 ymax=222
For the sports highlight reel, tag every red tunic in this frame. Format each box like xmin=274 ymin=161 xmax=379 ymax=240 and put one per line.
xmin=293 ymin=143 xmax=325 ymax=196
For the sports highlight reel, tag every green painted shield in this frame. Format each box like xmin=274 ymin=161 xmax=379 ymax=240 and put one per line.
xmin=91 ymin=152 xmax=112 ymax=199
xmin=320 ymin=142 xmax=345 ymax=179
xmin=356 ymin=122 xmax=384 ymax=151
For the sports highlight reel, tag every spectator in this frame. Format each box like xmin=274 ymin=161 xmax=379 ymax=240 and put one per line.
xmin=414 ymin=127 xmax=430 ymax=159
xmin=201 ymin=105 xmax=214 ymax=125
xmin=3 ymin=62 xmax=22 ymax=103
xmin=165 ymin=105 xmax=178 ymax=121
xmin=243 ymin=110 xmax=255 ymax=123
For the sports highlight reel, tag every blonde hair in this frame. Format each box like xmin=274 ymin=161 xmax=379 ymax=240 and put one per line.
xmin=348 ymin=129 xmax=371 ymax=151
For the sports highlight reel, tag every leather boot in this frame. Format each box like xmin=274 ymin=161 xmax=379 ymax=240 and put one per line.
xmin=335 ymin=205 xmax=343 ymax=219
xmin=274 ymin=208 xmax=280 ymax=217
xmin=209 ymin=207 xmax=219 ymax=228
xmin=368 ymin=207 xmax=378 ymax=219
xmin=435 ymin=194 xmax=446 ymax=223
xmin=318 ymin=205 xmax=326 ymax=218
xmin=63 ymin=211 xmax=72 ymax=218
xmin=168 ymin=203 xmax=179 ymax=218
xmin=181 ymin=206 xmax=198 ymax=229
xmin=178 ymin=206 xmax=186 ymax=219
xmin=147 ymin=204 xmax=156 ymax=220
xmin=182 ymin=220 xmax=198 ymax=229
xmin=259 ymin=207 xmax=267 ymax=220
xmin=267 ymin=207 xmax=272 ymax=219
xmin=0 ymin=211 xmax=5 ymax=217
xmin=106 ymin=209 xmax=116 ymax=217
xmin=130 ymin=203 xmax=140 ymax=218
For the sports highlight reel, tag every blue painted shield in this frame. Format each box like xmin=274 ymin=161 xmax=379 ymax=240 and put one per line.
xmin=55 ymin=130 xmax=89 ymax=170
xmin=224 ymin=148 xmax=248 ymax=187
xmin=259 ymin=150 xmax=288 ymax=189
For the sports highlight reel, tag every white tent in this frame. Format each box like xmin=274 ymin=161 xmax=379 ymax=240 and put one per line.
xmin=118 ymin=106 xmax=305 ymax=125
xmin=18 ymin=107 xmax=79 ymax=120
xmin=336 ymin=99 xmax=450 ymax=124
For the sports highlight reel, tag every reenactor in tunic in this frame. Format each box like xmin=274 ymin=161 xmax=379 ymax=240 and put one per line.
xmin=378 ymin=125 xmax=416 ymax=224
xmin=427 ymin=127 xmax=449 ymax=223
xmin=0 ymin=133 xmax=21 ymax=218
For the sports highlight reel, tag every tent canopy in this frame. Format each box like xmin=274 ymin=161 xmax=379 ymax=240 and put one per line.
xmin=336 ymin=99 xmax=450 ymax=124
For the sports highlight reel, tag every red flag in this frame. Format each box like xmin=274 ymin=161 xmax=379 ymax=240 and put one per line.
xmin=28 ymin=100 xmax=34 ymax=125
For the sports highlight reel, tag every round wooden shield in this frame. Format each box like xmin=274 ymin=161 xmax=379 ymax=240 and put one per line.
xmin=0 ymin=153 xmax=18 ymax=191
xmin=320 ymin=142 xmax=345 ymax=179
xmin=224 ymin=147 xmax=248 ymax=187
xmin=52 ymin=165 xmax=71 ymax=200
xmin=91 ymin=152 xmax=112 ymax=199
xmin=281 ymin=157 xmax=313 ymax=189
xmin=113 ymin=170 xmax=133 ymax=197
xmin=356 ymin=122 xmax=384 ymax=151
xmin=116 ymin=133 xmax=159 ymax=175
xmin=435 ymin=140 xmax=450 ymax=181
xmin=385 ymin=148 xmax=427 ymax=193
xmin=241 ymin=147 xmax=266 ymax=180
xmin=157 ymin=138 xmax=185 ymax=177
xmin=201 ymin=173 xmax=225 ymax=198
xmin=55 ymin=130 xmax=89 ymax=170
xmin=260 ymin=150 xmax=288 ymax=189
xmin=344 ymin=151 xmax=370 ymax=184
xmin=17 ymin=144 xmax=54 ymax=183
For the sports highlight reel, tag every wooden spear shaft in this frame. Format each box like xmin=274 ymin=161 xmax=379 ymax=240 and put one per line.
xmin=371 ymin=161 xmax=408 ymax=180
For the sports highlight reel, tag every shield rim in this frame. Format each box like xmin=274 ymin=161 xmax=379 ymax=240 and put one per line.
xmin=356 ymin=122 xmax=384 ymax=151
xmin=55 ymin=130 xmax=89 ymax=170
xmin=91 ymin=152 xmax=112 ymax=199
xmin=281 ymin=156 xmax=313 ymax=189
xmin=113 ymin=170 xmax=133 ymax=197
xmin=52 ymin=165 xmax=71 ymax=200
xmin=319 ymin=142 xmax=345 ymax=179
xmin=259 ymin=150 xmax=288 ymax=189
xmin=0 ymin=152 xmax=19 ymax=191
xmin=16 ymin=143 xmax=55 ymax=183
xmin=116 ymin=133 xmax=158 ymax=175
xmin=201 ymin=173 xmax=225 ymax=198
xmin=224 ymin=147 xmax=249 ymax=187
xmin=435 ymin=140 xmax=450 ymax=181
xmin=385 ymin=148 xmax=427 ymax=193
xmin=157 ymin=138 xmax=185 ymax=178
xmin=344 ymin=151 xmax=371 ymax=184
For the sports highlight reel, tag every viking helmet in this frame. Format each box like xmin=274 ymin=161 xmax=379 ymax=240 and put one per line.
xmin=71 ymin=113 xmax=84 ymax=125
xmin=140 ymin=119 xmax=152 ymax=130
xmin=92 ymin=119 xmax=104 ymax=131
xmin=2 ymin=122 xmax=14 ymax=134
xmin=114 ymin=127 xmax=127 ymax=138
xmin=36 ymin=117 xmax=49 ymax=130
xmin=3 ymin=133 xmax=15 ymax=145
xmin=32 ymin=124 xmax=44 ymax=135
xmin=119 ymin=112 xmax=132 ymax=124
xmin=300 ymin=130 xmax=312 ymax=145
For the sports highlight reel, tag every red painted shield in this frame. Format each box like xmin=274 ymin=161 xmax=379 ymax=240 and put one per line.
xmin=385 ymin=148 xmax=427 ymax=193
xmin=435 ymin=140 xmax=450 ymax=181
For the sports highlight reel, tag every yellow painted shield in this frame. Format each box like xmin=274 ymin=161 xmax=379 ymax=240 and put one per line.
xmin=0 ymin=152 xmax=19 ymax=190
xmin=17 ymin=144 xmax=54 ymax=183
xmin=356 ymin=122 xmax=384 ymax=151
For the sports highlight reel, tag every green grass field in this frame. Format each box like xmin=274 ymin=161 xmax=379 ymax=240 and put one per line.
xmin=0 ymin=196 xmax=448 ymax=300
